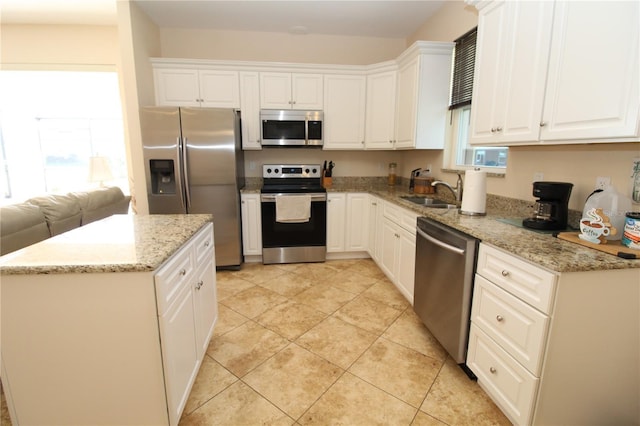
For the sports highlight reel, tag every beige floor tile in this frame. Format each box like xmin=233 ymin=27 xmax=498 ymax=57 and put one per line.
xmin=288 ymin=262 xmax=342 ymax=280
xmin=234 ymin=263 xmax=287 ymax=284
xmin=182 ymin=355 xmax=237 ymax=415
xmin=255 ymin=300 xmax=327 ymax=340
xmin=411 ymin=411 xmax=448 ymax=426
xmin=220 ymin=286 xmax=289 ymax=319
xmin=215 ymin=273 xmax=255 ymax=301
xmin=383 ymin=310 xmax=448 ymax=362
xmin=323 ymin=269 xmax=379 ymax=294
xmin=179 ymin=381 xmax=293 ymax=426
xmin=349 ymin=338 xmax=442 ymax=407
xmin=296 ymin=316 xmax=377 ymax=369
xmin=346 ymin=259 xmax=387 ymax=279
xmin=243 ymin=343 xmax=343 ymax=419
xmin=420 ymin=358 xmax=511 ymax=426
xmin=257 ymin=271 xmax=317 ymax=297
xmin=212 ymin=304 xmax=248 ymax=338
xmin=299 ymin=372 xmax=417 ymax=425
xmin=360 ymin=278 xmax=411 ymax=310
xmin=206 ymin=321 xmax=289 ymax=377
xmin=292 ymin=281 xmax=357 ymax=314
xmin=334 ymin=295 xmax=403 ymax=335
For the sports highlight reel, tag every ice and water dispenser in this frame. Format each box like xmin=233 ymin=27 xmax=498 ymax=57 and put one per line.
xmin=149 ymin=160 xmax=176 ymax=194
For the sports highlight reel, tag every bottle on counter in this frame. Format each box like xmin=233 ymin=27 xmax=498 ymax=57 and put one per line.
xmin=388 ymin=162 xmax=397 ymax=186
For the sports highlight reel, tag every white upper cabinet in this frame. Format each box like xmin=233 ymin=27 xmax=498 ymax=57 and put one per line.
xmin=259 ymin=72 xmax=323 ymax=110
xmin=470 ymin=0 xmax=640 ymax=145
xmin=365 ymin=70 xmax=397 ymax=149
xmin=469 ymin=1 xmax=553 ymax=145
xmin=540 ymin=1 xmax=639 ymax=141
xmin=154 ymin=68 xmax=240 ymax=108
xmin=323 ymin=74 xmax=367 ymax=150
xmin=239 ymin=71 xmax=262 ymax=150
xmin=394 ymin=42 xmax=454 ymax=149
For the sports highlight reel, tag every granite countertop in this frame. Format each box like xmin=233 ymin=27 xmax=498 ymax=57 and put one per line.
xmin=328 ymin=182 xmax=640 ymax=273
xmin=0 ymin=214 xmax=213 ymax=275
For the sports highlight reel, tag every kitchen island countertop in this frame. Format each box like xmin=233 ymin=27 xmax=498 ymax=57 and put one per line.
xmin=326 ymin=183 xmax=640 ymax=273
xmin=0 ymin=214 xmax=213 ymax=275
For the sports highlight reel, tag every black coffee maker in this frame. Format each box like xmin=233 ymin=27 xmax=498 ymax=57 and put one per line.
xmin=523 ymin=182 xmax=573 ymax=230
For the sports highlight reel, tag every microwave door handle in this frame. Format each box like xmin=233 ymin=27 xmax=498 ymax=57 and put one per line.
xmin=305 ymin=117 xmax=309 ymax=146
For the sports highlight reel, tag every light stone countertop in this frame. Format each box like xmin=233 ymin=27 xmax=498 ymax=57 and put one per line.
xmin=241 ymin=181 xmax=640 ymax=273
xmin=0 ymin=214 xmax=213 ymax=275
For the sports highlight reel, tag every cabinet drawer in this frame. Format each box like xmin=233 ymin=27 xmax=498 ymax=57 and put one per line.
xmin=383 ymin=201 xmax=417 ymax=233
xmin=155 ymin=243 xmax=195 ymax=315
xmin=467 ymin=324 xmax=538 ymax=426
xmin=472 ymin=275 xmax=549 ymax=375
xmin=193 ymin=224 xmax=214 ymax=266
xmin=477 ymin=244 xmax=557 ymax=314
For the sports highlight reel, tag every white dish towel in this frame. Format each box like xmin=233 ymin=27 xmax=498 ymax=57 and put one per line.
xmin=276 ymin=195 xmax=311 ymax=223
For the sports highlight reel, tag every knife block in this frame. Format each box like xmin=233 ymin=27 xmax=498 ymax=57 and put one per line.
xmin=322 ymin=176 xmax=332 ymax=188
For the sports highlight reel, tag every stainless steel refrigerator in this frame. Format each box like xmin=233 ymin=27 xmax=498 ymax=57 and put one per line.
xmin=141 ymin=107 xmax=245 ymax=268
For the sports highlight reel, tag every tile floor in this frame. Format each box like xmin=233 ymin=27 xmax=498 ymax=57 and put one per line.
xmin=0 ymin=259 xmax=511 ymax=426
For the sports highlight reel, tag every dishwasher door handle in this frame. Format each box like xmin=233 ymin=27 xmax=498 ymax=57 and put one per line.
xmin=416 ymin=227 xmax=465 ymax=255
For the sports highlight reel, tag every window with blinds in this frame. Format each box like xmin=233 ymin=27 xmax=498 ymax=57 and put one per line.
xmin=450 ymin=27 xmax=477 ymax=110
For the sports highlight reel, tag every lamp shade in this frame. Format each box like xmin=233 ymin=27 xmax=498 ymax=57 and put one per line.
xmin=88 ymin=156 xmax=113 ymax=185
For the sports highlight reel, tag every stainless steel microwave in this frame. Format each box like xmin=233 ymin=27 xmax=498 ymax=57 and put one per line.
xmin=260 ymin=109 xmax=323 ymax=147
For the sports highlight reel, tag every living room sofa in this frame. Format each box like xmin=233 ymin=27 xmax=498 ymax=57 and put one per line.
xmin=0 ymin=186 xmax=131 ymax=256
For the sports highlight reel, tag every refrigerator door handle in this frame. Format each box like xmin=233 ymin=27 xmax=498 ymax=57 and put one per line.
xmin=176 ymin=137 xmax=186 ymax=209
xmin=182 ymin=137 xmax=192 ymax=210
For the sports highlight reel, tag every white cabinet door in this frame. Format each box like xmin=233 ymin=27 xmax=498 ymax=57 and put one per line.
xmin=326 ymin=193 xmax=346 ymax=252
xmin=379 ymin=216 xmax=399 ymax=281
xmin=323 ymin=74 xmax=366 ymax=149
xmin=365 ymin=70 xmax=397 ymax=149
xmin=239 ymin=72 xmax=262 ymax=150
xmin=540 ymin=1 xmax=640 ymax=141
xmin=396 ymin=225 xmax=416 ymax=304
xmin=394 ymin=57 xmax=418 ymax=149
xmin=158 ymin=283 xmax=199 ymax=426
xmin=193 ymin=258 xmax=218 ymax=359
xmin=260 ymin=72 xmax=323 ymax=110
xmin=367 ymin=196 xmax=382 ymax=261
xmin=198 ymin=70 xmax=240 ymax=108
xmin=469 ymin=1 xmax=553 ymax=145
xmin=241 ymin=193 xmax=262 ymax=255
xmin=345 ymin=193 xmax=369 ymax=251
xmin=154 ymin=69 xmax=200 ymax=106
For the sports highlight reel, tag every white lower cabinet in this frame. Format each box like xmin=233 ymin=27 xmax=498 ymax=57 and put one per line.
xmin=378 ymin=201 xmax=417 ymax=304
xmin=326 ymin=193 xmax=347 ymax=252
xmin=367 ymin=195 xmax=383 ymax=261
xmin=468 ymin=243 xmax=639 ymax=425
xmin=327 ymin=193 xmax=369 ymax=254
xmin=240 ymin=193 xmax=262 ymax=256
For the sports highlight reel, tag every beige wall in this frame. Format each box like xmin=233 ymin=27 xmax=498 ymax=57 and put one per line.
xmin=160 ymin=28 xmax=405 ymax=65
xmin=117 ymin=0 xmax=162 ymax=215
xmin=0 ymin=24 xmax=118 ymax=70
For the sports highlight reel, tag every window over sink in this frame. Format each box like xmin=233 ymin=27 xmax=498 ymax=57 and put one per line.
xmin=446 ymin=27 xmax=508 ymax=172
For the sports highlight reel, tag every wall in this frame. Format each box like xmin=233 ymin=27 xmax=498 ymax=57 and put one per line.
xmin=0 ymin=24 xmax=118 ymax=71
xmin=160 ymin=28 xmax=406 ymax=65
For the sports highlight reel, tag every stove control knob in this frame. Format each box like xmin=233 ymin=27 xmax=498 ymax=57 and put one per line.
xmin=266 ymin=168 xmax=272 ymax=174
xmin=305 ymin=168 xmax=310 ymax=174
xmin=312 ymin=168 xmax=317 ymax=174
xmin=275 ymin=168 xmax=279 ymax=174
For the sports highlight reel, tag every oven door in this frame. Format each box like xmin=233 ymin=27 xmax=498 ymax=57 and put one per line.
xmin=260 ymin=193 xmax=327 ymax=264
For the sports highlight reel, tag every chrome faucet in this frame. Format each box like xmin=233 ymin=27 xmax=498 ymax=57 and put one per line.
xmin=431 ymin=173 xmax=463 ymax=203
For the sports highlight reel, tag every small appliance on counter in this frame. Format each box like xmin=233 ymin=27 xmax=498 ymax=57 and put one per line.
xmin=523 ymin=181 xmax=573 ymax=231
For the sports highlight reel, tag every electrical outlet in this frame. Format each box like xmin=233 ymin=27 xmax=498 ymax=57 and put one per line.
xmin=425 ymin=164 xmax=432 ymax=174
xmin=249 ymin=161 xmax=256 ymax=170
xmin=533 ymin=172 xmax=544 ymax=182
xmin=595 ymin=176 xmax=611 ymax=190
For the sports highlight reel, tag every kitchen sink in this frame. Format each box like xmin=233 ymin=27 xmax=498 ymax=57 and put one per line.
xmin=400 ymin=196 xmax=458 ymax=209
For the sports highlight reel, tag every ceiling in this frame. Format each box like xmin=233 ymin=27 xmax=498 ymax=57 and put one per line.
xmin=1 ymin=0 xmax=445 ymax=38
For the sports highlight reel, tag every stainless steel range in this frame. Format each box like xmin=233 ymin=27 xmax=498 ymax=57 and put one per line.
xmin=260 ymin=164 xmax=327 ymax=264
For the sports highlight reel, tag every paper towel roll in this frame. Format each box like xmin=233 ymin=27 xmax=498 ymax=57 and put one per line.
xmin=460 ymin=170 xmax=487 ymax=215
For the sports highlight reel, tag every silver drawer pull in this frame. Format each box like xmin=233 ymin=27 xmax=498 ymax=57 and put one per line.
xmin=196 ymin=280 xmax=203 ymax=290
xmin=204 ymin=241 xmax=210 ymax=247
xmin=180 ymin=269 xmax=187 ymax=276
xmin=490 ymin=367 xmax=497 ymax=374
xmin=496 ymin=315 xmax=504 ymax=322
xmin=501 ymin=270 xmax=509 ymax=277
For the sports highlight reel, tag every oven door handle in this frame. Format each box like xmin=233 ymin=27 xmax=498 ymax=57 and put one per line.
xmin=416 ymin=227 xmax=465 ymax=256
xmin=261 ymin=193 xmax=327 ymax=202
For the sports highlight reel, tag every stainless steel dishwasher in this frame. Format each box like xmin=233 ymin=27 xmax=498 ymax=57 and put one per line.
xmin=413 ymin=217 xmax=479 ymax=365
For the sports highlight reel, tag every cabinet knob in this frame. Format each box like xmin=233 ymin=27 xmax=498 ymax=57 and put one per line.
xmin=490 ymin=127 xmax=496 ymax=133
xmin=496 ymin=315 xmax=504 ymax=322
xmin=361 ymin=141 xmax=365 ymax=145
xmin=204 ymin=241 xmax=210 ymax=247
xmin=490 ymin=367 xmax=497 ymax=374
xmin=501 ymin=270 xmax=510 ymax=277
xmin=180 ymin=268 xmax=186 ymax=276
xmin=496 ymin=127 xmax=503 ymax=132
xmin=540 ymin=121 xmax=547 ymax=127
xmin=196 ymin=280 xmax=203 ymax=290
